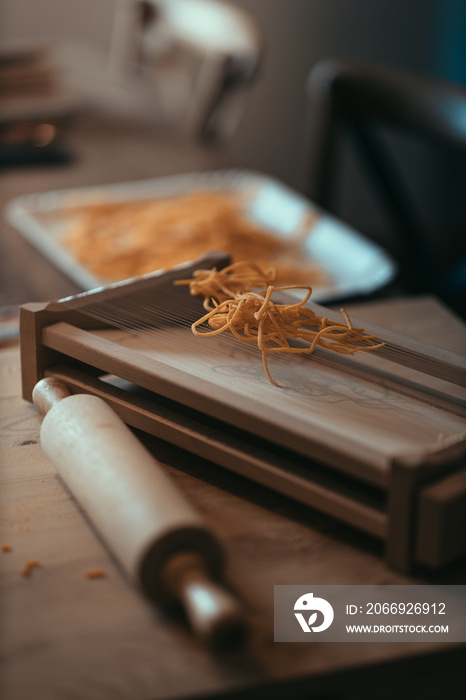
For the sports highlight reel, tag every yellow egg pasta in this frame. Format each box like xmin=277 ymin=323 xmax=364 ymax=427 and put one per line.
xmin=176 ymin=261 xmax=384 ymax=386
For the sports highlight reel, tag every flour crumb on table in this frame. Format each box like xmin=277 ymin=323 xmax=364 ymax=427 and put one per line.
xmin=21 ymin=558 xmax=41 ymax=577
xmin=84 ymin=569 xmax=106 ymax=580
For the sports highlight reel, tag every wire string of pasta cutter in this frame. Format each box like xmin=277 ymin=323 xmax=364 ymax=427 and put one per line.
xmin=68 ymin=286 xmax=325 ymax=376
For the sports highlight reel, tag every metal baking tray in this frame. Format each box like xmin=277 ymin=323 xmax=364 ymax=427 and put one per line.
xmin=5 ymin=169 xmax=396 ymax=302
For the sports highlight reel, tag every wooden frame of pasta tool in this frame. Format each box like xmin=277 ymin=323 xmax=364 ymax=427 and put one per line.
xmin=20 ymin=251 xmax=466 ymax=573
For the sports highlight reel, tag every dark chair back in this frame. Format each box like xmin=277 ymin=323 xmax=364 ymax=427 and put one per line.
xmin=306 ymin=59 xmax=466 ymax=312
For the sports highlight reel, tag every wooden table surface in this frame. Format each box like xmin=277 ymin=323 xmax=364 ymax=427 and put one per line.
xmin=1 ymin=113 xmax=465 ymax=700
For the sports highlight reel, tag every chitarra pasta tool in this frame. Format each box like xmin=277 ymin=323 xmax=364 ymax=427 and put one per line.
xmin=21 ymin=251 xmax=466 ymax=580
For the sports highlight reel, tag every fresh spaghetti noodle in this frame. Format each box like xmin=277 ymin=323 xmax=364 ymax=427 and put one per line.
xmin=176 ymin=261 xmax=385 ymax=386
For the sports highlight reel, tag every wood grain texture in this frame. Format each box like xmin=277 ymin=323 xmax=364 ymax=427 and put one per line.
xmin=2 ymin=298 xmax=466 ymax=699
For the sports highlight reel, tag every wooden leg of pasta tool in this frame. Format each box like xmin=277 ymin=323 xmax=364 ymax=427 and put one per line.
xmin=32 ymin=377 xmax=247 ymax=648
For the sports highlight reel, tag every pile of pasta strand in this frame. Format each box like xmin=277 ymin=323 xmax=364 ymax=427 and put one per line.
xmin=62 ymin=190 xmax=324 ymax=286
xmin=175 ymin=261 xmax=385 ymax=386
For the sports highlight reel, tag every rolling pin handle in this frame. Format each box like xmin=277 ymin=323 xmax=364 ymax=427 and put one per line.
xmin=163 ymin=552 xmax=248 ymax=649
xmin=32 ymin=377 xmax=72 ymax=415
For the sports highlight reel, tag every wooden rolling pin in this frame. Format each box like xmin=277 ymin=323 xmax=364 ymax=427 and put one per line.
xmin=32 ymin=377 xmax=247 ymax=648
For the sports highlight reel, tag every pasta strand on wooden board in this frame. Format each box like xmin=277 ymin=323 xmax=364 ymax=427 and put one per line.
xmin=175 ymin=262 xmax=385 ymax=386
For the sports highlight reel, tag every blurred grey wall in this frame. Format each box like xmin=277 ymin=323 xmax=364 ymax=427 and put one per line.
xmin=2 ymin=0 xmax=114 ymax=52
xmin=227 ymin=0 xmax=436 ymax=189
xmin=2 ymin=0 xmax=441 ymax=194
xmin=4 ymin=0 xmax=464 ymax=258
